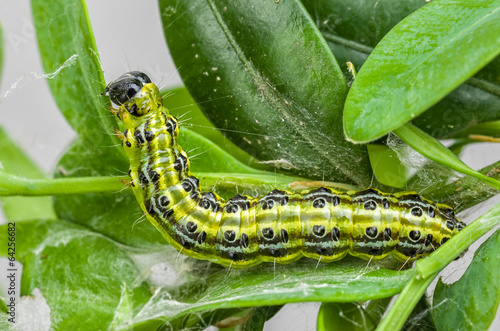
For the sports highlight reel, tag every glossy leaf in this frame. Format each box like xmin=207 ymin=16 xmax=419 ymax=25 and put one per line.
xmin=160 ymin=0 xmax=373 ymax=186
xmin=433 ymin=228 xmax=500 ymax=331
xmin=33 ymin=0 xmax=131 ymax=234
xmin=343 ymin=0 xmax=500 ymax=143
xmin=303 ymin=0 xmax=500 ymax=139
xmin=0 ymin=127 xmax=56 ymax=221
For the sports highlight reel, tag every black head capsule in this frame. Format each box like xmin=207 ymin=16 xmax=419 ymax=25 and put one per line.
xmin=104 ymin=72 xmax=151 ymax=107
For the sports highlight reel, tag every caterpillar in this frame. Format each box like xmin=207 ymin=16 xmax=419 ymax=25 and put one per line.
xmin=105 ymin=71 xmax=466 ymax=269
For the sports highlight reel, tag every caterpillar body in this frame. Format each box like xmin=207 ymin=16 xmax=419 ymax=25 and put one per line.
xmin=105 ymin=72 xmax=466 ymax=269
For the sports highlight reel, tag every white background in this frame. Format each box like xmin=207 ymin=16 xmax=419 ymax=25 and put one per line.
xmin=0 ymin=1 xmax=499 ymax=330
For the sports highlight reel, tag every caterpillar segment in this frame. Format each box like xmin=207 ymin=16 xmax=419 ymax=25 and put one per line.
xmin=105 ymin=71 xmax=466 ymax=268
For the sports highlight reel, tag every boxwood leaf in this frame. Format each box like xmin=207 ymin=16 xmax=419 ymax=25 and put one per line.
xmin=160 ymin=0 xmax=373 ymax=186
xmin=343 ymin=0 xmax=500 ymax=143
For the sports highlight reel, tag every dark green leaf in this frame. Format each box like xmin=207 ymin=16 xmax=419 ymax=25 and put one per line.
xmin=160 ymin=0 xmax=373 ymax=186
xmin=0 ymin=127 xmax=56 ymax=221
xmin=304 ymin=0 xmax=500 ymax=139
xmin=433 ymin=228 xmax=500 ymax=331
xmin=341 ymin=0 xmax=500 ymax=142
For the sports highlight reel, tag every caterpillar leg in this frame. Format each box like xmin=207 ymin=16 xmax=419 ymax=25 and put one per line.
xmin=113 ymin=127 xmax=125 ymax=140
xmin=119 ymin=178 xmax=134 ymax=187
xmin=108 ymin=104 xmax=119 ymax=115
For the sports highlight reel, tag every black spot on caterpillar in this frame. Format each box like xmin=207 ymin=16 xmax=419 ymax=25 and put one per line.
xmin=105 ymin=72 xmax=466 ymax=268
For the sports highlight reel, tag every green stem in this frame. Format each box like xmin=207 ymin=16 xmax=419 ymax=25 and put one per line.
xmin=379 ymin=202 xmax=500 ymax=330
xmin=376 ymin=273 xmax=438 ymax=331
xmin=0 ymin=170 xmax=305 ymax=197
xmin=416 ymin=202 xmax=500 ymax=279
xmin=0 ymin=171 xmax=125 ymax=196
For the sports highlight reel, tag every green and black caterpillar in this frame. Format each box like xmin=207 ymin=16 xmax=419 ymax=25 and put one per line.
xmin=105 ymin=71 xmax=466 ymax=268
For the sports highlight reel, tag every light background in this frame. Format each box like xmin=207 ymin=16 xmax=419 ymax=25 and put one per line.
xmin=0 ymin=1 xmax=499 ymax=330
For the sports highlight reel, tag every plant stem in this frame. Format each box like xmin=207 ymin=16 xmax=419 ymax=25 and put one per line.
xmin=376 ymin=273 xmax=437 ymax=331
xmin=0 ymin=170 xmax=304 ymax=196
xmin=378 ymin=202 xmax=500 ymax=330
xmin=416 ymin=202 xmax=500 ymax=279
xmin=0 ymin=171 xmax=126 ymax=196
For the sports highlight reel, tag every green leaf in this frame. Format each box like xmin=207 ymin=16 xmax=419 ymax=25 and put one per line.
xmin=304 ymin=0 xmax=500 ymax=139
xmin=32 ymin=1 xmax=129 ymax=244
xmin=160 ymin=0 xmax=373 ymax=186
xmin=450 ymin=120 xmax=500 ymax=139
xmin=343 ymin=0 xmax=500 ymax=143
xmin=367 ymin=144 xmax=408 ymax=189
xmin=393 ymin=124 xmax=500 ymax=190
xmin=0 ymin=127 xmax=56 ymax=221
xmin=433 ymin=228 xmax=500 ymax=331
xmin=8 ymin=220 xmax=151 ymax=330
xmin=127 ymin=258 xmax=415 ymax=326
xmin=31 ymin=0 xmax=120 ymax=148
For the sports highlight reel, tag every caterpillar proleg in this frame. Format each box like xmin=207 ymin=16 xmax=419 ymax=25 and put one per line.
xmin=105 ymin=72 xmax=466 ymax=268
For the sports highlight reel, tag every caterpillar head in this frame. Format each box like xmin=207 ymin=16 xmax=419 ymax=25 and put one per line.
xmin=104 ymin=71 xmax=162 ymax=119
